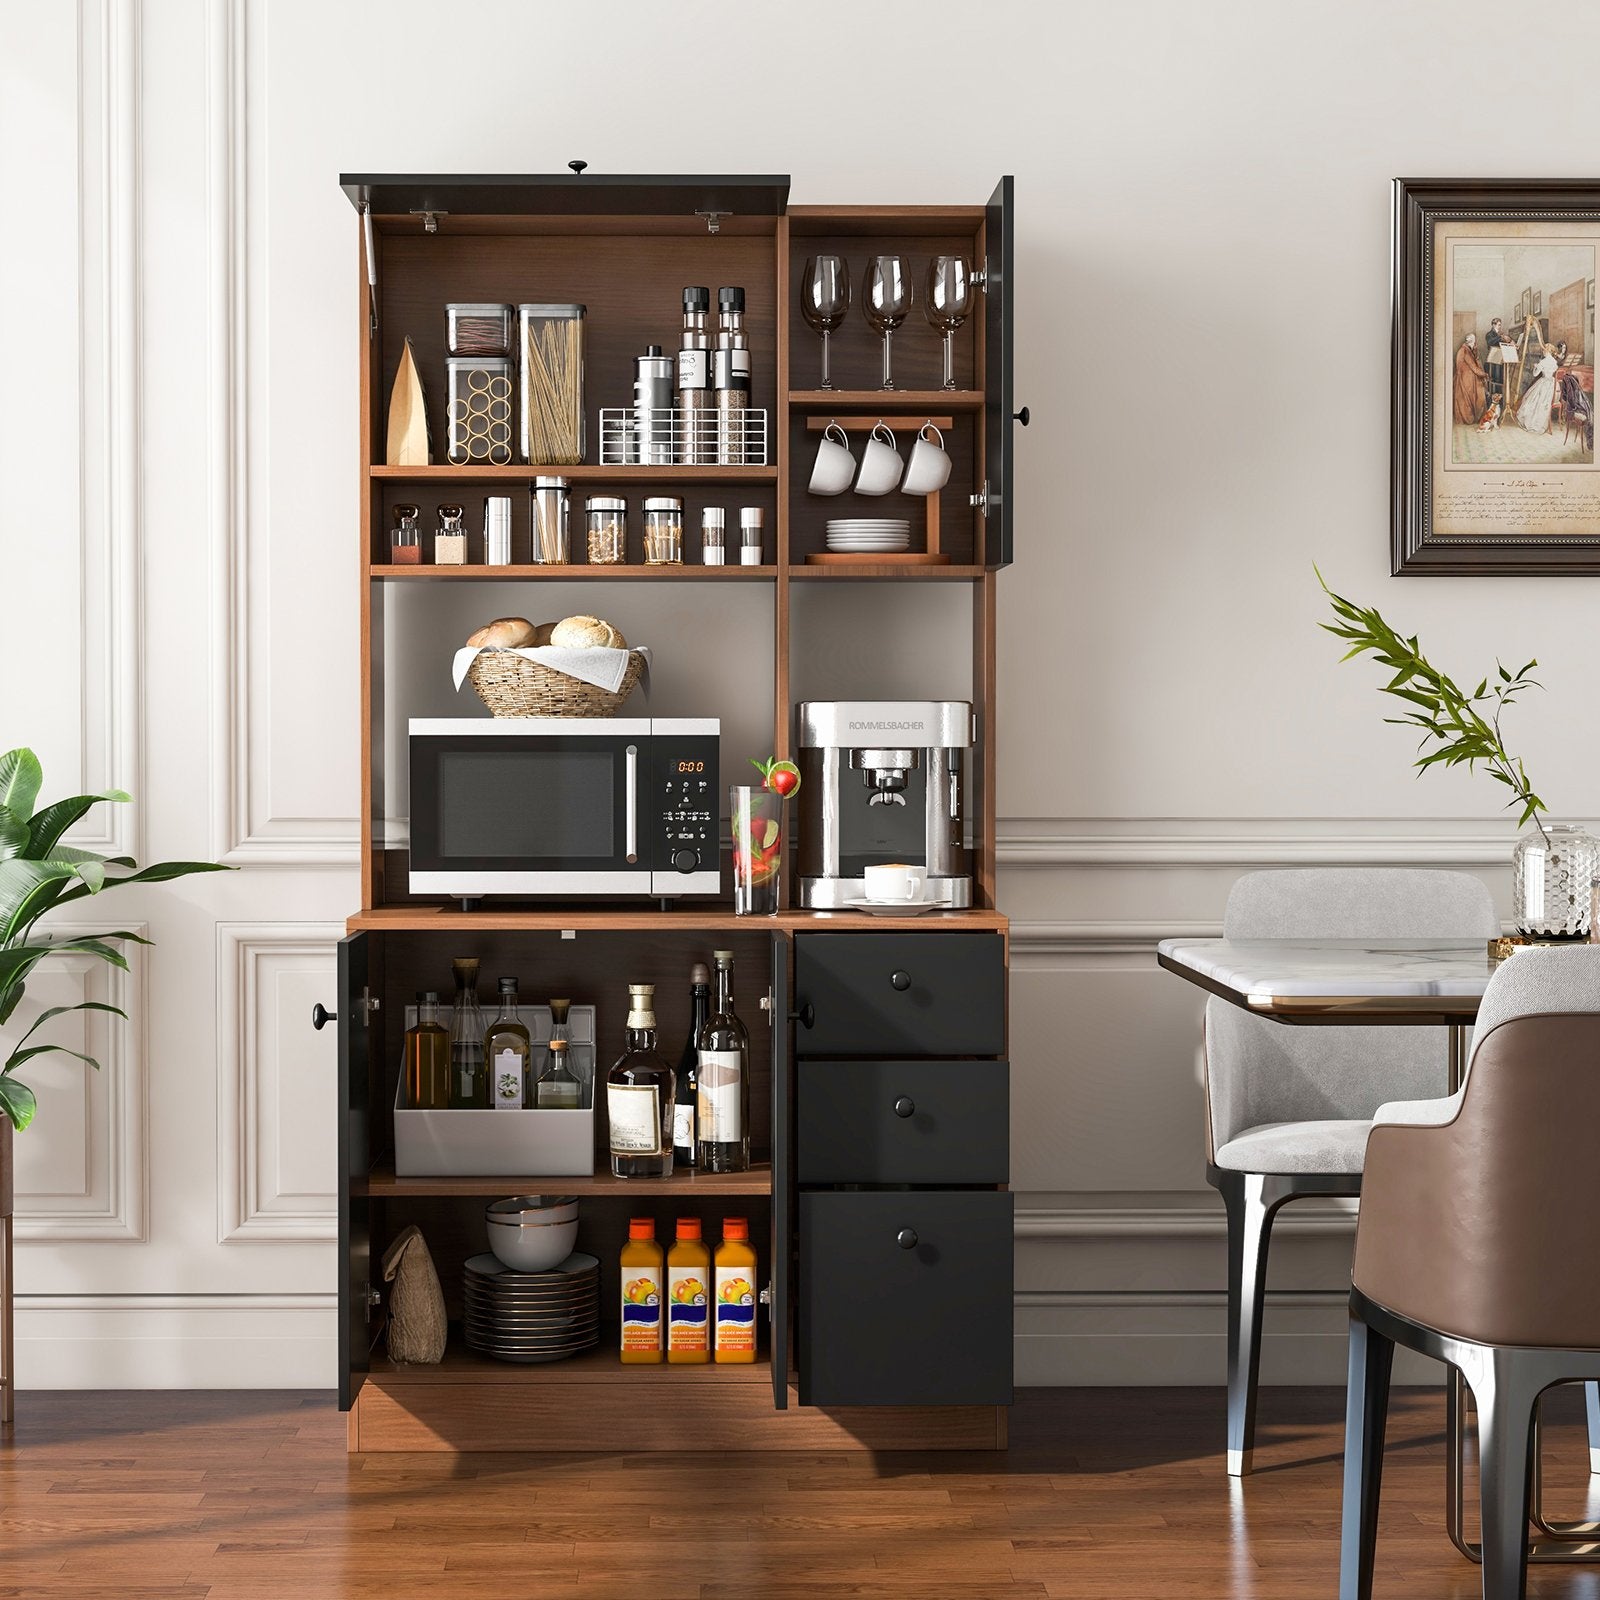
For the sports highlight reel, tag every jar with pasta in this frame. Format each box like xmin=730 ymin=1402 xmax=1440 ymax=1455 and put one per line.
xmin=585 ymin=496 xmax=628 ymax=565
xmin=642 ymin=497 xmax=684 ymax=565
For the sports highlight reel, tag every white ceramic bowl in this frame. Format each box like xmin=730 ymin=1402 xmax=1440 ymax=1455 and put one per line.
xmin=486 ymin=1196 xmax=580 ymax=1272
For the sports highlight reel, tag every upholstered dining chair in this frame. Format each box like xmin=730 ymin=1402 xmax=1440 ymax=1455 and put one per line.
xmin=1340 ymin=947 xmax=1600 ymax=1600
xmin=1203 ymin=867 xmax=1499 ymax=1475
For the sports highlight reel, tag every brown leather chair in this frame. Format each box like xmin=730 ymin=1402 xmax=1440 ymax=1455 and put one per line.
xmin=1339 ymin=948 xmax=1600 ymax=1600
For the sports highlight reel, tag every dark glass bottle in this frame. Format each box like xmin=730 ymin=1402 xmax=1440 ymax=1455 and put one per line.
xmin=606 ymin=983 xmax=675 ymax=1178
xmin=696 ymin=949 xmax=750 ymax=1172
xmin=404 ymin=991 xmax=450 ymax=1111
xmin=673 ymin=963 xmax=711 ymax=1168
xmin=448 ymin=958 xmax=488 ymax=1109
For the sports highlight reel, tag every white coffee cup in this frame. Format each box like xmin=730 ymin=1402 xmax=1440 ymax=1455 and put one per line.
xmin=902 ymin=422 xmax=953 ymax=496
xmin=863 ymin=862 xmax=928 ymax=902
xmin=854 ymin=423 xmax=903 ymax=496
xmin=808 ymin=422 xmax=855 ymax=496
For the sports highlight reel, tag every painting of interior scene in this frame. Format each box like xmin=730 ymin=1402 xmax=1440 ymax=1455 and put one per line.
xmin=1450 ymin=242 xmax=1595 ymax=465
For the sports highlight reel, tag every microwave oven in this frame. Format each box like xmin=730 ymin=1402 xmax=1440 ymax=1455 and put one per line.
xmin=408 ymin=718 xmax=719 ymax=904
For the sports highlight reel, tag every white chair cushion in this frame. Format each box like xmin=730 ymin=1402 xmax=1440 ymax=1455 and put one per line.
xmin=1213 ymin=1118 xmax=1371 ymax=1175
xmin=1373 ymin=1090 xmax=1463 ymax=1129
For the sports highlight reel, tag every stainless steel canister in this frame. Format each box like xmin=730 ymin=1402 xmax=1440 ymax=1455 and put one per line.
xmin=633 ymin=345 xmax=675 ymax=466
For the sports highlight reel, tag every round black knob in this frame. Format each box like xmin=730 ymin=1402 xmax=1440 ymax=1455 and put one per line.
xmin=890 ymin=970 xmax=911 ymax=992
xmin=311 ymin=1003 xmax=337 ymax=1031
xmin=896 ymin=1228 xmax=918 ymax=1250
xmin=568 ymin=159 xmax=588 ymax=175
xmin=788 ymin=1003 xmax=815 ymax=1030
xmin=672 ymin=848 xmax=698 ymax=873
xmin=893 ymin=1095 xmax=915 ymax=1119
xmin=1013 ymin=406 xmax=1031 ymax=426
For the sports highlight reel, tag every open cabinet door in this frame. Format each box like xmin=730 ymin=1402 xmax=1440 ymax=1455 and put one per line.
xmin=983 ymin=175 xmax=1016 ymax=569
xmin=337 ymin=933 xmax=373 ymax=1411
xmin=770 ymin=932 xmax=789 ymax=1410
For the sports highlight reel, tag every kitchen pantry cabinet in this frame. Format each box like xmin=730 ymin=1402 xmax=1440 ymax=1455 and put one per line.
xmin=329 ymin=172 xmax=1018 ymax=1452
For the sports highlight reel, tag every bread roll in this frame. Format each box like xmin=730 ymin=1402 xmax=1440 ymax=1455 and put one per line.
xmin=550 ymin=614 xmax=628 ymax=650
xmin=466 ymin=616 xmax=537 ymax=649
xmin=528 ymin=621 xmax=558 ymax=646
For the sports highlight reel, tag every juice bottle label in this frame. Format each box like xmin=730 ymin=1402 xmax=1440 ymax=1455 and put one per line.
xmin=697 ymin=1050 xmax=743 ymax=1141
xmin=620 ymin=1268 xmax=662 ymax=1354
xmin=714 ymin=1265 xmax=757 ymax=1353
xmin=667 ymin=1266 xmax=709 ymax=1351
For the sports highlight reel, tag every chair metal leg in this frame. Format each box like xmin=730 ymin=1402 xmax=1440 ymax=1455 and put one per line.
xmin=1588 ymin=1382 xmax=1600 ymax=1477
xmin=1219 ymin=1171 xmax=1274 ymax=1477
xmin=1462 ymin=1346 xmax=1538 ymax=1600
xmin=1339 ymin=1313 xmax=1394 ymax=1600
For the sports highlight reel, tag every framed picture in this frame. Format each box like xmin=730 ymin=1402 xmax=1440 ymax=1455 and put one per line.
xmin=1393 ymin=178 xmax=1600 ymax=574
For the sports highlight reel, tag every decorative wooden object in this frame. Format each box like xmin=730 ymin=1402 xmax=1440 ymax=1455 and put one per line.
xmin=385 ymin=336 xmax=430 ymax=465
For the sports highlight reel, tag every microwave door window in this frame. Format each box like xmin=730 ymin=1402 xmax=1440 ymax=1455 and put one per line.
xmin=437 ymin=751 xmax=617 ymax=863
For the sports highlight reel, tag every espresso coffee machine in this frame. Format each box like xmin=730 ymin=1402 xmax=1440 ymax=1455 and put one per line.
xmin=794 ymin=701 xmax=974 ymax=908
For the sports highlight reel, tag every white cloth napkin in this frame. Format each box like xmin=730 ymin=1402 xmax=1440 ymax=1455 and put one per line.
xmin=452 ymin=644 xmax=649 ymax=695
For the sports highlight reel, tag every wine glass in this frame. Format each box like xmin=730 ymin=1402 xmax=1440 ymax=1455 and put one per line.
xmin=800 ymin=256 xmax=850 ymax=391
xmin=865 ymin=255 xmax=912 ymax=390
xmin=925 ymin=255 xmax=974 ymax=390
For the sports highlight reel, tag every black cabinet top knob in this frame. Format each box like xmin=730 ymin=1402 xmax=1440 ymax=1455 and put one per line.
xmin=890 ymin=970 xmax=911 ymax=992
xmin=893 ymin=1095 xmax=916 ymax=1118
xmin=896 ymin=1227 xmax=918 ymax=1250
xmin=311 ymin=1002 xmax=337 ymax=1031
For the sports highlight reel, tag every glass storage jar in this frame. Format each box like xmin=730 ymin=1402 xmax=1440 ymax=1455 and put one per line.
xmin=531 ymin=477 xmax=570 ymax=565
xmin=643 ymin=496 xmax=684 ymax=565
xmin=585 ymin=496 xmax=628 ymax=565
xmin=446 ymin=356 xmax=515 ymax=465
xmin=446 ymin=302 xmax=515 ymax=357
xmin=1512 ymin=821 xmax=1599 ymax=937
xmin=519 ymin=303 xmax=586 ymax=465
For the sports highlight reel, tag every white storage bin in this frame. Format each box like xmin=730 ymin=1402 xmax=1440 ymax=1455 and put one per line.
xmin=394 ymin=1003 xmax=597 ymax=1178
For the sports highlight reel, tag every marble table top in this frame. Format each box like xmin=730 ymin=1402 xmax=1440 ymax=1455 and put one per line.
xmin=1156 ymin=937 xmax=1495 ymax=1021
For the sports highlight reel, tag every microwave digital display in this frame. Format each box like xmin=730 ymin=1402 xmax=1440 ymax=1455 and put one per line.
xmin=438 ymin=751 xmax=614 ymax=859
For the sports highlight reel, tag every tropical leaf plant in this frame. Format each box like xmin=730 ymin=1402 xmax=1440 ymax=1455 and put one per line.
xmin=0 ymin=748 xmax=227 ymax=1131
xmin=1317 ymin=571 xmax=1548 ymax=842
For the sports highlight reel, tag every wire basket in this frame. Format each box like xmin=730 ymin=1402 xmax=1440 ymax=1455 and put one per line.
xmin=465 ymin=650 xmax=646 ymax=718
xmin=598 ymin=407 xmax=767 ymax=467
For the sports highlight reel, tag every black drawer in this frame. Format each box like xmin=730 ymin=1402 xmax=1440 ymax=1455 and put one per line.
xmin=795 ymin=933 xmax=1005 ymax=1058
xmin=798 ymin=1059 xmax=1008 ymax=1185
xmin=799 ymin=1190 xmax=1014 ymax=1406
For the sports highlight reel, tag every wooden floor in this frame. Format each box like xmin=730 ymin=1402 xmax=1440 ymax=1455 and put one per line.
xmin=5 ymin=1386 xmax=1600 ymax=1597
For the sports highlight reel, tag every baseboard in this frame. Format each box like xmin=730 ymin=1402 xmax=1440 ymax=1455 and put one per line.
xmin=14 ymin=1295 xmax=336 ymax=1389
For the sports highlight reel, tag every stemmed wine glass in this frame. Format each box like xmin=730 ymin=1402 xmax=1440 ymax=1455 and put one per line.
xmin=801 ymin=256 xmax=851 ymax=391
xmin=925 ymin=255 xmax=974 ymax=390
xmin=865 ymin=255 xmax=912 ymax=390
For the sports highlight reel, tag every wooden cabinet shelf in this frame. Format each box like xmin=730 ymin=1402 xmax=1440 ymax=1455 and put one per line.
xmin=369 ymin=563 xmax=777 ymax=580
xmin=790 ymin=563 xmax=988 ymax=581
xmin=369 ymin=1335 xmax=773 ymax=1385
xmin=359 ymin=1159 xmax=773 ymax=1199
xmin=788 ymin=389 xmax=985 ymax=411
xmin=346 ymin=905 xmax=1009 ymax=935
xmin=369 ymin=464 xmax=779 ymax=484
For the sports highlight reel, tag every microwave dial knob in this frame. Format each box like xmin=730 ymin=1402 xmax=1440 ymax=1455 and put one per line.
xmin=672 ymin=848 xmax=699 ymax=874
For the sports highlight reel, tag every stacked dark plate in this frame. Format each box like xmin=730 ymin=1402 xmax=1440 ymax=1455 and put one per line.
xmin=463 ymin=1250 xmax=600 ymax=1363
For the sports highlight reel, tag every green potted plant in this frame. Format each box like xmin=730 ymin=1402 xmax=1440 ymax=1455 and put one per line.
xmin=1319 ymin=573 xmax=1594 ymax=938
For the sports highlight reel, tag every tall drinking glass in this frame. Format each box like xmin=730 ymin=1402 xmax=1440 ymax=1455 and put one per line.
xmin=865 ymin=256 xmax=912 ymax=390
xmin=730 ymin=786 xmax=783 ymax=915
xmin=801 ymin=256 xmax=850 ymax=390
xmin=925 ymin=255 xmax=974 ymax=390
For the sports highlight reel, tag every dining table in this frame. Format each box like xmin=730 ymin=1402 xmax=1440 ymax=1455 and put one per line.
xmin=1157 ymin=934 xmax=1600 ymax=1566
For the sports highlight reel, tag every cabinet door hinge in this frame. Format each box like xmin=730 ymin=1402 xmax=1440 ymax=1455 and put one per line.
xmin=361 ymin=989 xmax=381 ymax=1019
xmin=969 ymin=480 xmax=996 ymax=517
xmin=364 ymin=1285 xmax=382 ymax=1320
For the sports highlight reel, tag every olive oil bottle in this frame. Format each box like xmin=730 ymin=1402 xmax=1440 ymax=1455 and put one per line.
xmin=484 ymin=977 xmax=531 ymax=1111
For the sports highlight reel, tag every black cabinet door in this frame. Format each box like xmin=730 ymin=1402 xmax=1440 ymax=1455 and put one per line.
xmin=984 ymin=175 xmax=1015 ymax=569
xmin=798 ymin=1059 xmax=1008 ymax=1186
xmin=770 ymin=931 xmax=789 ymax=1411
xmin=337 ymin=933 xmax=372 ymax=1412
xmin=799 ymin=1190 xmax=1013 ymax=1406
xmin=795 ymin=933 xmax=1005 ymax=1058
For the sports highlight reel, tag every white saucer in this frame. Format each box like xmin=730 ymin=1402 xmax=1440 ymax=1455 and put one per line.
xmin=846 ymin=897 xmax=945 ymax=917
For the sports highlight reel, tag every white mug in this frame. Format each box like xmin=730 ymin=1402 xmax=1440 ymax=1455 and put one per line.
xmin=863 ymin=862 xmax=927 ymax=902
xmin=854 ymin=423 xmax=903 ymax=496
xmin=902 ymin=422 xmax=952 ymax=496
xmin=808 ymin=422 xmax=855 ymax=496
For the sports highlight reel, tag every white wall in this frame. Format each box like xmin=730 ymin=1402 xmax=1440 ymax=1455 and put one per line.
xmin=6 ymin=0 xmax=1598 ymax=1387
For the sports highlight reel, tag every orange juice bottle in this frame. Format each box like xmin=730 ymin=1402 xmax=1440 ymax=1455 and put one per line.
xmin=619 ymin=1217 xmax=663 ymax=1364
xmin=666 ymin=1217 xmax=711 ymax=1364
xmin=714 ymin=1216 xmax=758 ymax=1364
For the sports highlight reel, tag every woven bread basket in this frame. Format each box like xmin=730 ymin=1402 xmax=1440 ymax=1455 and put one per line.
xmin=466 ymin=648 xmax=646 ymax=718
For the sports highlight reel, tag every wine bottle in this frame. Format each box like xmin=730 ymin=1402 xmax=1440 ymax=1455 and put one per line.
xmin=673 ymin=962 xmax=711 ymax=1168
xmin=448 ymin=958 xmax=487 ymax=1109
xmin=606 ymin=983 xmax=675 ymax=1178
xmin=484 ymin=977 xmax=531 ymax=1111
xmin=404 ymin=991 xmax=451 ymax=1111
xmin=696 ymin=949 xmax=750 ymax=1172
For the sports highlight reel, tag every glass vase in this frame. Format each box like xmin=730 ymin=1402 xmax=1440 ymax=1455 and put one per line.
xmin=1511 ymin=821 xmax=1598 ymax=938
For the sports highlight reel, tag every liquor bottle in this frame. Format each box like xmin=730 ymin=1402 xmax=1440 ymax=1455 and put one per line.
xmin=404 ymin=991 xmax=451 ymax=1110
xmin=448 ymin=958 xmax=488 ymax=1109
xmin=606 ymin=983 xmax=675 ymax=1178
xmin=696 ymin=949 xmax=750 ymax=1172
xmin=666 ymin=1217 xmax=711 ymax=1364
xmin=484 ymin=977 xmax=531 ymax=1112
xmin=535 ymin=1038 xmax=582 ymax=1109
xmin=673 ymin=962 xmax=711 ymax=1168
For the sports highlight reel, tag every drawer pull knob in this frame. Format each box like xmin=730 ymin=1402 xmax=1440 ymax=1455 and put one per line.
xmin=890 ymin=970 xmax=912 ymax=992
xmin=311 ymin=1003 xmax=337 ymax=1031
xmin=896 ymin=1228 xmax=919 ymax=1250
xmin=893 ymin=1095 xmax=916 ymax=1118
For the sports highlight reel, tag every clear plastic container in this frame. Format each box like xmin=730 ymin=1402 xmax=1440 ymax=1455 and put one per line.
xmin=519 ymin=303 xmax=586 ymax=465
xmin=446 ymin=302 xmax=515 ymax=357
xmin=531 ymin=477 xmax=570 ymax=565
xmin=586 ymin=496 xmax=628 ymax=565
xmin=446 ymin=356 xmax=515 ymax=465
xmin=643 ymin=497 xmax=684 ymax=565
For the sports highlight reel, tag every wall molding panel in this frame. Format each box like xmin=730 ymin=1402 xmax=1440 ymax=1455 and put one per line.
xmin=216 ymin=922 xmax=341 ymax=1241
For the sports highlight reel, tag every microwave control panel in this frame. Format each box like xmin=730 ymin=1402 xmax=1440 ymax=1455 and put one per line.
xmin=651 ymin=737 xmax=719 ymax=876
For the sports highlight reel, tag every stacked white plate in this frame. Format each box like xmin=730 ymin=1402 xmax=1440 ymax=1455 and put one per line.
xmin=463 ymin=1249 xmax=600 ymax=1364
xmin=826 ymin=518 xmax=912 ymax=553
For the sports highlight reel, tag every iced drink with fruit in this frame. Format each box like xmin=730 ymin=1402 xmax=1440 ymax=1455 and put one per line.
xmin=731 ymin=759 xmax=799 ymax=915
